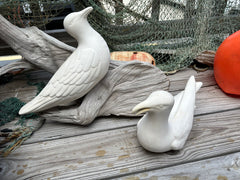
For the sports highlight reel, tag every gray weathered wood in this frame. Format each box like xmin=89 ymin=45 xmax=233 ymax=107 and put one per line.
xmin=40 ymin=66 xmax=239 ymax=125
xmin=168 ymin=69 xmax=215 ymax=91
xmin=1 ymin=69 xmax=239 ymax=145
xmin=118 ymin=151 xmax=240 ymax=180
xmin=0 ymin=59 xmax=36 ymax=76
xmin=0 ymin=14 xmax=170 ymax=125
xmin=17 ymin=84 xmax=240 ymax=144
xmin=1 ymin=9 xmax=240 ymax=180
xmin=41 ymin=61 xmax=169 ymax=125
xmin=0 ymin=60 xmax=170 ymax=125
xmin=0 ymin=14 xmax=74 ymax=74
xmin=41 ymin=83 xmax=240 ymax=125
xmin=0 ymin=108 xmax=240 ymax=179
xmin=0 ymin=62 xmax=169 ymax=126
xmin=195 ymin=50 xmax=215 ymax=66
xmin=1 ymin=68 xmax=240 ymax=179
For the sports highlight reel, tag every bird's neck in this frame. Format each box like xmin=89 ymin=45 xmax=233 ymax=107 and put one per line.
xmin=146 ymin=110 xmax=170 ymax=134
xmin=72 ymin=23 xmax=99 ymax=45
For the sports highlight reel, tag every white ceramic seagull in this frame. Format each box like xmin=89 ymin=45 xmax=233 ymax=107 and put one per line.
xmin=19 ymin=7 xmax=110 ymax=115
xmin=132 ymin=76 xmax=202 ymax=153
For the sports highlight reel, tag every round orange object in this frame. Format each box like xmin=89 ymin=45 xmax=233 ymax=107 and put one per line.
xmin=214 ymin=30 xmax=240 ymax=95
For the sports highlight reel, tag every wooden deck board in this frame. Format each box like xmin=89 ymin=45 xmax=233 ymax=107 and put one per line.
xmin=1 ymin=109 xmax=240 ymax=179
xmin=118 ymin=151 xmax=240 ymax=180
xmin=20 ymin=84 xmax=240 ymax=145
xmin=0 ymin=68 xmax=240 ymax=179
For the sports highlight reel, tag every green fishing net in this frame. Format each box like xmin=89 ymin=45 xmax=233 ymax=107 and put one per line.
xmin=0 ymin=80 xmax=46 ymax=126
xmin=0 ymin=81 xmax=46 ymax=156
xmin=1 ymin=0 xmax=240 ymax=71
xmin=75 ymin=0 xmax=240 ymax=71
xmin=0 ymin=0 xmax=71 ymax=29
xmin=0 ymin=97 xmax=38 ymax=126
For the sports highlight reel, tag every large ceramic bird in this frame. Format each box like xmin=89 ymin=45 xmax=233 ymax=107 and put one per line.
xmin=132 ymin=76 xmax=202 ymax=153
xmin=19 ymin=7 xmax=110 ymax=115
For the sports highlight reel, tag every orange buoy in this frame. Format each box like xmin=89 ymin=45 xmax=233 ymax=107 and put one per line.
xmin=111 ymin=51 xmax=156 ymax=66
xmin=214 ymin=30 xmax=240 ymax=95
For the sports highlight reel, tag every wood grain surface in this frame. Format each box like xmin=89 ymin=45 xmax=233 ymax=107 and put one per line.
xmin=118 ymin=151 xmax=240 ymax=180
xmin=0 ymin=68 xmax=240 ymax=180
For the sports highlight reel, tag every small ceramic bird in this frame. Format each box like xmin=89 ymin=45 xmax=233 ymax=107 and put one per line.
xmin=19 ymin=7 xmax=110 ymax=115
xmin=132 ymin=76 xmax=202 ymax=153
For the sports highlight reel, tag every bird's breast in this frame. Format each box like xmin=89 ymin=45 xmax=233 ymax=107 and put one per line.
xmin=137 ymin=119 xmax=173 ymax=153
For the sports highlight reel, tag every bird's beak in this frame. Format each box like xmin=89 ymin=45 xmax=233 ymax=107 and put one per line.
xmin=133 ymin=108 xmax=151 ymax=115
xmin=132 ymin=100 xmax=151 ymax=115
xmin=81 ymin=7 xmax=93 ymax=18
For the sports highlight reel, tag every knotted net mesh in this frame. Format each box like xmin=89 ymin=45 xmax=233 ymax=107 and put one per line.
xmin=1 ymin=0 xmax=240 ymax=71
xmin=0 ymin=0 xmax=71 ymax=28
xmin=76 ymin=0 xmax=240 ymax=71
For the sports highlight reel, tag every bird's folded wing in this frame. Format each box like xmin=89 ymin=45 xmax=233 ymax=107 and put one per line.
xmin=169 ymin=77 xmax=200 ymax=149
xmin=169 ymin=81 xmax=202 ymax=123
xmin=39 ymin=48 xmax=99 ymax=99
xmin=19 ymin=47 xmax=103 ymax=114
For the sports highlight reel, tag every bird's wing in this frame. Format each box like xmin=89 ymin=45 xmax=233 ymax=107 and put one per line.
xmin=40 ymin=48 xmax=99 ymax=98
xmin=19 ymin=48 xmax=101 ymax=114
xmin=169 ymin=76 xmax=201 ymax=150
xmin=169 ymin=81 xmax=202 ymax=122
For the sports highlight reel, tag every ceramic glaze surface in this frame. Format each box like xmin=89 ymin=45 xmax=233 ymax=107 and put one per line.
xmin=19 ymin=7 xmax=110 ymax=115
xmin=132 ymin=76 xmax=202 ymax=153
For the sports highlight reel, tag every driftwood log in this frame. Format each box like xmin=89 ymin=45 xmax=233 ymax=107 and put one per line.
xmin=42 ymin=61 xmax=169 ymax=125
xmin=195 ymin=50 xmax=216 ymax=66
xmin=0 ymin=15 xmax=169 ymax=125
xmin=0 ymin=14 xmax=74 ymax=75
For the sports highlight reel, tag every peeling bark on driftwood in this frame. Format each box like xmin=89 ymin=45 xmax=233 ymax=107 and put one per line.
xmin=0 ymin=15 xmax=169 ymax=125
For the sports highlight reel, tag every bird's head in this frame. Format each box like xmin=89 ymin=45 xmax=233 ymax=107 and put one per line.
xmin=132 ymin=91 xmax=174 ymax=115
xmin=63 ymin=7 xmax=93 ymax=39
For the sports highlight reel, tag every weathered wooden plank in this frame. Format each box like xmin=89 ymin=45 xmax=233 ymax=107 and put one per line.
xmin=118 ymin=151 xmax=240 ymax=180
xmin=168 ymin=69 xmax=215 ymax=91
xmin=26 ymin=116 xmax=138 ymax=144
xmin=1 ymin=68 xmax=238 ymax=145
xmin=191 ymin=85 xmax=240 ymax=115
xmin=0 ymin=108 xmax=240 ymax=179
xmin=24 ymin=84 xmax=240 ymax=144
xmin=40 ymin=84 xmax=240 ymax=126
xmin=1 ymin=69 xmax=239 ymax=145
xmin=0 ymin=79 xmax=39 ymax=102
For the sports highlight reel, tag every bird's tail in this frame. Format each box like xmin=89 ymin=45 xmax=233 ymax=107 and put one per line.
xmin=19 ymin=96 xmax=57 ymax=115
xmin=196 ymin=82 xmax=203 ymax=93
xmin=185 ymin=76 xmax=202 ymax=93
